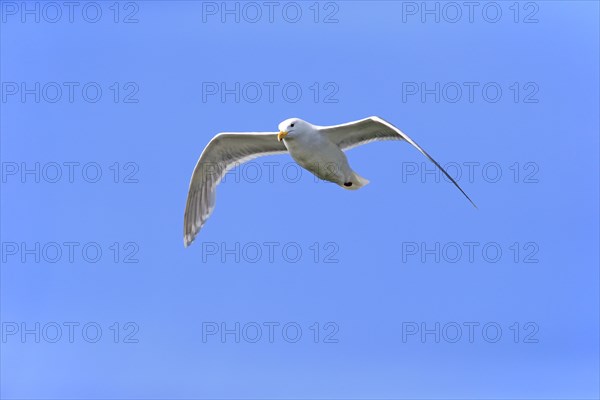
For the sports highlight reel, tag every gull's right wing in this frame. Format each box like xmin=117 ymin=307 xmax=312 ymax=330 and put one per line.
xmin=320 ymin=116 xmax=477 ymax=208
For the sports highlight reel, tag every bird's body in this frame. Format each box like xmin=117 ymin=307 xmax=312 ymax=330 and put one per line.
xmin=281 ymin=120 xmax=367 ymax=189
xmin=183 ymin=116 xmax=476 ymax=247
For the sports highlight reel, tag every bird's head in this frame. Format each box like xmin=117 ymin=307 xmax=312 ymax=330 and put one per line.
xmin=277 ymin=118 xmax=310 ymax=141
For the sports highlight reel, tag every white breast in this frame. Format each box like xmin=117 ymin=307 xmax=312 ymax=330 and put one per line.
xmin=284 ymin=131 xmax=352 ymax=184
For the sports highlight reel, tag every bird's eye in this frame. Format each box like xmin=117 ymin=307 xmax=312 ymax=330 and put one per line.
xmin=290 ymin=123 xmax=295 ymax=127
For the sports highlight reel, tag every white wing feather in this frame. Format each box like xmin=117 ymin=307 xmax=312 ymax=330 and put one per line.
xmin=320 ymin=116 xmax=477 ymax=207
xmin=183 ymin=132 xmax=287 ymax=247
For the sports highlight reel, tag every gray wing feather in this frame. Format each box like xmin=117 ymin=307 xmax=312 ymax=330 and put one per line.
xmin=183 ymin=132 xmax=287 ymax=247
xmin=320 ymin=116 xmax=477 ymax=208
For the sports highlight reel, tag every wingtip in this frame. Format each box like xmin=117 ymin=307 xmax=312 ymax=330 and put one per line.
xmin=464 ymin=195 xmax=478 ymax=209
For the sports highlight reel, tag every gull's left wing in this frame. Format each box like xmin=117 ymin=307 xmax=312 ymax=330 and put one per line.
xmin=319 ymin=116 xmax=477 ymax=208
xmin=184 ymin=132 xmax=287 ymax=247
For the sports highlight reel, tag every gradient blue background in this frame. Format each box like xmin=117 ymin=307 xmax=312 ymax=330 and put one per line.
xmin=1 ymin=1 xmax=599 ymax=398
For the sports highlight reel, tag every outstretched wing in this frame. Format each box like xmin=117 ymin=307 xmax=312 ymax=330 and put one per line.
xmin=184 ymin=132 xmax=287 ymax=247
xmin=320 ymin=116 xmax=477 ymax=208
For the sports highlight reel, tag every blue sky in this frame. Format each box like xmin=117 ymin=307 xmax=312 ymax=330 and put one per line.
xmin=1 ymin=1 xmax=599 ymax=399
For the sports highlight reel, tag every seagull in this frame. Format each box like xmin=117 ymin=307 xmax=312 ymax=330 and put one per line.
xmin=183 ymin=116 xmax=476 ymax=247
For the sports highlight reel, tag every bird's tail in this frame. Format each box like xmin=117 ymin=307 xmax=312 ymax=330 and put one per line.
xmin=343 ymin=171 xmax=370 ymax=190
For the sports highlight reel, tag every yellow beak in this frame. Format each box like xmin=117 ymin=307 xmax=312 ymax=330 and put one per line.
xmin=277 ymin=131 xmax=288 ymax=141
